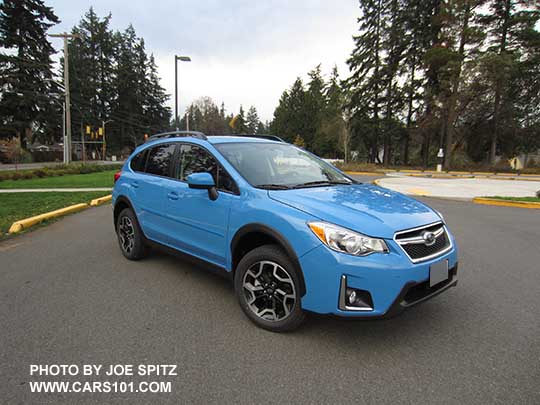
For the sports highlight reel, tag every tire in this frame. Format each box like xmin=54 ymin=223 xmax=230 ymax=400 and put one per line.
xmin=234 ymin=244 xmax=306 ymax=332
xmin=116 ymin=208 xmax=148 ymax=260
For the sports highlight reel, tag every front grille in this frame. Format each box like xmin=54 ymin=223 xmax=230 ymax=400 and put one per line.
xmin=395 ymin=222 xmax=451 ymax=262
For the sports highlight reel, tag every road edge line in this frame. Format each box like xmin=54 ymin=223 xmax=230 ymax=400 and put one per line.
xmin=472 ymin=198 xmax=540 ymax=209
xmin=90 ymin=194 xmax=112 ymax=206
xmin=8 ymin=203 xmax=89 ymax=234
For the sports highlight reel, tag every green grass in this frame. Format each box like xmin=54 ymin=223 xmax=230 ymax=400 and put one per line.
xmin=0 ymin=191 xmax=109 ymax=238
xmin=0 ymin=170 xmax=116 ymax=189
xmin=484 ymin=196 xmax=540 ymax=202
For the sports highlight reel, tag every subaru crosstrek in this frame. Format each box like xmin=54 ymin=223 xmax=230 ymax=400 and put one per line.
xmin=112 ymin=132 xmax=458 ymax=331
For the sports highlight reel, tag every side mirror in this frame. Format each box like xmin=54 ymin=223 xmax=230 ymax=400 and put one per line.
xmin=187 ymin=172 xmax=218 ymax=201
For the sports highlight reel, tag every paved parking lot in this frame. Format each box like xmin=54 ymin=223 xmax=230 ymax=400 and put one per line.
xmin=1 ymin=194 xmax=539 ymax=403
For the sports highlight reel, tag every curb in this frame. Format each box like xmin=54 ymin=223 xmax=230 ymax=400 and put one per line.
xmin=345 ymin=171 xmax=380 ymax=176
xmin=8 ymin=203 xmax=89 ymax=234
xmin=90 ymin=194 xmax=112 ymax=206
xmin=472 ymin=198 xmax=540 ymax=209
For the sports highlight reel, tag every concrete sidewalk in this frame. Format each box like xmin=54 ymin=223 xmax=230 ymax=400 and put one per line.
xmin=376 ymin=176 xmax=539 ymax=200
xmin=0 ymin=187 xmax=112 ymax=193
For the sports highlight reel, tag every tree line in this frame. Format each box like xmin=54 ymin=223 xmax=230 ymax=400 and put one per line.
xmin=2 ymin=0 xmax=539 ymax=167
xmin=270 ymin=0 xmax=540 ymax=168
xmin=178 ymin=97 xmax=267 ymax=136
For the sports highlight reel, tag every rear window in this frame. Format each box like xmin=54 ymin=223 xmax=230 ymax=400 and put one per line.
xmin=145 ymin=144 xmax=177 ymax=177
xmin=130 ymin=149 xmax=148 ymax=172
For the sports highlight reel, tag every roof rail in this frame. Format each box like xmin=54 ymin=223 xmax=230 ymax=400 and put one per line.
xmin=147 ymin=131 xmax=207 ymax=141
xmin=247 ymin=135 xmax=285 ymax=142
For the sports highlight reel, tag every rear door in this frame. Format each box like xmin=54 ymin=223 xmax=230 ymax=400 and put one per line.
xmin=134 ymin=142 xmax=178 ymax=244
xmin=161 ymin=143 xmax=238 ymax=267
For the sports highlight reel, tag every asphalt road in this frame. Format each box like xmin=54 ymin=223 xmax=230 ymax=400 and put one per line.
xmin=1 ymin=190 xmax=539 ymax=403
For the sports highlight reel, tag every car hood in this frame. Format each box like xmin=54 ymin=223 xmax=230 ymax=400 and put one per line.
xmin=268 ymin=183 xmax=441 ymax=239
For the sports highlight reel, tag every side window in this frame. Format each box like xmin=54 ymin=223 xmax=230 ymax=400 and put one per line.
xmin=130 ymin=149 xmax=148 ymax=172
xmin=178 ymin=144 xmax=237 ymax=194
xmin=145 ymin=143 xmax=176 ymax=177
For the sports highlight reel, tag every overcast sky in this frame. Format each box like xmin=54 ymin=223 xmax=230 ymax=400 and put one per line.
xmin=47 ymin=0 xmax=359 ymax=122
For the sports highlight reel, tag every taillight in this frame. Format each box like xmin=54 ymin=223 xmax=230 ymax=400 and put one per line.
xmin=114 ymin=171 xmax=122 ymax=183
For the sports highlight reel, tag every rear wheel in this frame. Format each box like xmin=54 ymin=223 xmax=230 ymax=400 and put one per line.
xmin=234 ymin=245 xmax=305 ymax=332
xmin=116 ymin=208 xmax=148 ymax=260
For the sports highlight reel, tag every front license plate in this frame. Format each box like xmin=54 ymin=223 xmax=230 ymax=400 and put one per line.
xmin=430 ymin=259 xmax=449 ymax=287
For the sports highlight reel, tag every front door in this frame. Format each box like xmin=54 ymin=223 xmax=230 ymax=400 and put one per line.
xmin=162 ymin=143 xmax=239 ymax=267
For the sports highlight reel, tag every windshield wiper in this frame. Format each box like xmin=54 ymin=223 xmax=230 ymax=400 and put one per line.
xmin=255 ymin=184 xmax=291 ymax=190
xmin=292 ymin=180 xmax=352 ymax=189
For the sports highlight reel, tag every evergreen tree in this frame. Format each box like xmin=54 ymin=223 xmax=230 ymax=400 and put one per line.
xmin=0 ymin=0 xmax=59 ymax=147
xmin=246 ymin=106 xmax=260 ymax=134
xmin=66 ymin=8 xmax=117 ymax=154
xmin=234 ymin=105 xmax=248 ymax=134
xmin=480 ymin=0 xmax=540 ymax=163
xmin=346 ymin=0 xmax=386 ymax=163
xmin=143 ymin=54 xmax=171 ymax=131
xmin=400 ymin=0 xmax=438 ymax=164
xmin=270 ymin=78 xmax=309 ymax=144
xmin=314 ymin=66 xmax=347 ymax=158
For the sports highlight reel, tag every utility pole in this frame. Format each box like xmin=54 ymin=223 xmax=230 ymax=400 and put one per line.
xmin=50 ymin=33 xmax=78 ymax=163
xmin=102 ymin=120 xmax=113 ymax=160
xmin=174 ymin=55 xmax=191 ymax=131
xmin=62 ymin=102 xmax=66 ymax=162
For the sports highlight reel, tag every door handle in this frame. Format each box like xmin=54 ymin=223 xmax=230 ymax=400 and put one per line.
xmin=167 ymin=191 xmax=179 ymax=200
xmin=132 ymin=181 xmax=139 ymax=188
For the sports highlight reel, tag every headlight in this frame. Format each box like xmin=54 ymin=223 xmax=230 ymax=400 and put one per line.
xmin=308 ymin=221 xmax=389 ymax=256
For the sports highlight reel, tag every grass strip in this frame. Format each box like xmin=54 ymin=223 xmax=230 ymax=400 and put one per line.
xmin=0 ymin=170 xmax=116 ymax=189
xmin=0 ymin=191 xmax=109 ymax=238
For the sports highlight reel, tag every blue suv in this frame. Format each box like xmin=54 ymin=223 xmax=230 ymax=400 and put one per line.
xmin=112 ymin=132 xmax=458 ymax=331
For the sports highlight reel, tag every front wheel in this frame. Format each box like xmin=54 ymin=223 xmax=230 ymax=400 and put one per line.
xmin=234 ymin=245 xmax=305 ymax=332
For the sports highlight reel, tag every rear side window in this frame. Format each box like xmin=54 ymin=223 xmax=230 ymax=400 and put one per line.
xmin=130 ymin=149 xmax=148 ymax=172
xmin=145 ymin=144 xmax=177 ymax=177
xmin=177 ymin=144 xmax=237 ymax=194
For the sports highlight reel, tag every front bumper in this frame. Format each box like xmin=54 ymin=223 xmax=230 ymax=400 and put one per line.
xmin=298 ymin=237 xmax=459 ymax=317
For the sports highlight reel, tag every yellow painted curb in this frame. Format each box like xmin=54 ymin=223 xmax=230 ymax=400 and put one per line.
xmin=407 ymin=188 xmax=431 ymax=196
xmin=345 ymin=171 xmax=380 ymax=176
xmin=8 ymin=203 xmax=89 ymax=234
xmin=472 ymin=198 xmax=540 ymax=209
xmin=486 ymin=176 xmax=540 ymax=182
xmin=90 ymin=194 xmax=112 ymax=206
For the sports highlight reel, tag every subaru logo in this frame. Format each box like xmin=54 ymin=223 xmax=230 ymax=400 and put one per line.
xmin=421 ymin=231 xmax=436 ymax=246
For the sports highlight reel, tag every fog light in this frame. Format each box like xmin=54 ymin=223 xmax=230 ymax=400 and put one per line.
xmin=340 ymin=276 xmax=374 ymax=311
xmin=347 ymin=289 xmax=357 ymax=305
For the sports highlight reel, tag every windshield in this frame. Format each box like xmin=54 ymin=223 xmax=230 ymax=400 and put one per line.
xmin=214 ymin=142 xmax=353 ymax=189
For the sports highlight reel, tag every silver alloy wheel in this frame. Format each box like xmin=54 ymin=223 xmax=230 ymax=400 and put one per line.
xmin=242 ymin=261 xmax=296 ymax=321
xmin=118 ymin=216 xmax=135 ymax=254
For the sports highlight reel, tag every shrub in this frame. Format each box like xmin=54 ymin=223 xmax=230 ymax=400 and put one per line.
xmin=9 ymin=172 xmax=22 ymax=180
xmin=0 ymin=162 xmax=122 ymax=182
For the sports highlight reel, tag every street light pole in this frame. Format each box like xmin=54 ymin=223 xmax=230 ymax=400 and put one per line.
xmin=174 ymin=55 xmax=191 ymax=131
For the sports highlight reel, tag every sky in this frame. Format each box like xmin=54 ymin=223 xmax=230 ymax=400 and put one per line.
xmin=46 ymin=0 xmax=359 ymax=122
